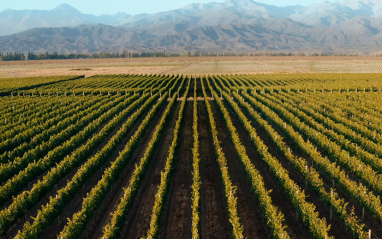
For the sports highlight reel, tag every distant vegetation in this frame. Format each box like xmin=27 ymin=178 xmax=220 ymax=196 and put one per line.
xmin=0 ymin=51 xmax=369 ymax=61
xmin=0 ymin=51 xmax=180 ymax=61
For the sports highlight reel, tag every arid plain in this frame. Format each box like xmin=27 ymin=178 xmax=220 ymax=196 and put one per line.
xmin=1 ymin=56 xmax=382 ymax=78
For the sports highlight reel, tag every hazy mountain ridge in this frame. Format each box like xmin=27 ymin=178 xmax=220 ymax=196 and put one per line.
xmin=0 ymin=4 xmax=131 ymax=36
xmin=1 ymin=0 xmax=382 ymax=54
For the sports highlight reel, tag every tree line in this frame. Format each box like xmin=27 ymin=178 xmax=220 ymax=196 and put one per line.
xmin=0 ymin=51 xmax=180 ymax=61
xmin=0 ymin=51 xmax=373 ymax=61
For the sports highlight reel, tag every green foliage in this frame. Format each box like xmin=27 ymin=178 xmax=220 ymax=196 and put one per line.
xmin=201 ymin=78 xmax=244 ymax=239
xmin=101 ymin=77 xmax=185 ymax=239
xmin=146 ymin=77 xmax=191 ymax=238
xmin=0 ymin=73 xmax=380 ymax=239
xmin=191 ymin=78 xmax=201 ymax=239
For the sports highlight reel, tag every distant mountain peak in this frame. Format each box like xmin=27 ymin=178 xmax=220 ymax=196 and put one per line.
xmin=56 ymin=3 xmax=73 ymax=8
xmin=53 ymin=3 xmax=81 ymax=13
xmin=223 ymin=0 xmax=270 ymax=17
xmin=224 ymin=0 xmax=260 ymax=7
xmin=225 ymin=0 xmax=254 ymax=4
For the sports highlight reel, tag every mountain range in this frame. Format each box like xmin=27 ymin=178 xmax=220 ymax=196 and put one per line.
xmin=1 ymin=0 xmax=382 ymax=54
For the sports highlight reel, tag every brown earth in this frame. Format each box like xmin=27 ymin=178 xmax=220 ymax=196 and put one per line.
xmin=159 ymin=80 xmax=193 ymax=239
xmin=105 ymin=100 xmax=181 ymax=239
xmin=210 ymin=98 xmax=271 ymax=239
xmin=197 ymin=79 xmax=232 ymax=239
xmin=82 ymin=100 xmax=174 ymax=239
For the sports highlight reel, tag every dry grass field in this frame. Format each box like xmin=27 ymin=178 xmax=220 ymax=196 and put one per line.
xmin=1 ymin=56 xmax=382 ymax=78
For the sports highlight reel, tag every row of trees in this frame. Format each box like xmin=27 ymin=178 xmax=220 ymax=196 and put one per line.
xmin=0 ymin=51 xmax=181 ymax=61
xmin=0 ymin=52 xmax=26 ymax=61
xmin=1 ymin=51 xmax=372 ymax=61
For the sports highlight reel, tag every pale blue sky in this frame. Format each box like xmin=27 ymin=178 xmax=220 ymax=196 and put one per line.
xmin=1 ymin=0 xmax=335 ymax=15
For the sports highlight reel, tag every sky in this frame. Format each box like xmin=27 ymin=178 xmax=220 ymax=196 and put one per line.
xmin=1 ymin=0 xmax=336 ymax=15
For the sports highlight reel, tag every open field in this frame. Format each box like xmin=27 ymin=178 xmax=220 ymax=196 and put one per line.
xmin=1 ymin=56 xmax=382 ymax=78
xmin=0 ymin=73 xmax=381 ymax=239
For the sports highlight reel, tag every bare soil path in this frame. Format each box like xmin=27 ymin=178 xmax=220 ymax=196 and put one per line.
xmin=114 ymin=101 xmax=181 ymax=239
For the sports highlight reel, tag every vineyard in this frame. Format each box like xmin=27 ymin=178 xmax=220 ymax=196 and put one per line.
xmin=0 ymin=73 xmax=381 ymax=239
